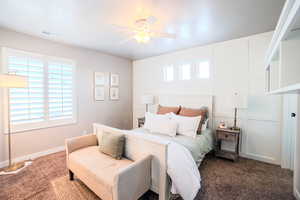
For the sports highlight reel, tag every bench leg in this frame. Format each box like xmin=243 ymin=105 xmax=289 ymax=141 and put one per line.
xmin=69 ymin=170 xmax=74 ymax=181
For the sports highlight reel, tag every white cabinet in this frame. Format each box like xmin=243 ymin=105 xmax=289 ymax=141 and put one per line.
xmin=265 ymin=0 xmax=300 ymax=94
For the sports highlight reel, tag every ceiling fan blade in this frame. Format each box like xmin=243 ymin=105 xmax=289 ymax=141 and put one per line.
xmin=152 ymin=32 xmax=176 ymax=39
xmin=118 ymin=36 xmax=135 ymax=45
xmin=110 ymin=24 xmax=135 ymax=32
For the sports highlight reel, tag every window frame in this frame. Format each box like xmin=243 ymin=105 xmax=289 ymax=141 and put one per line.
xmin=197 ymin=61 xmax=210 ymax=79
xmin=2 ymin=47 xmax=77 ymax=134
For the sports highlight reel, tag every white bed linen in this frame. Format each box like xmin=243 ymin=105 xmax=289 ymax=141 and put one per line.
xmin=126 ymin=129 xmax=201 ymax=200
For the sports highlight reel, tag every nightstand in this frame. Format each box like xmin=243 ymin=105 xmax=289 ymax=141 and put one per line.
xmin=137 ymin=117 xmax=145 ymax=128
xmin=215 ymin=128 xmax=241 ymax=162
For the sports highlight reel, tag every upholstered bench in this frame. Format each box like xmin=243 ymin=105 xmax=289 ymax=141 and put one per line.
xmin=65 ymin=134 xmax=152 ymax=200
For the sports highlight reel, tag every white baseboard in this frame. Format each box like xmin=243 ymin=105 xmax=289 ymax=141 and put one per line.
xmin=295 ymin=188 xmax=300 ymax=200
xmin=240 ymin=152 xmax=278 ymax=165
xmin=0 ymin=145 xmax=65 ymax=168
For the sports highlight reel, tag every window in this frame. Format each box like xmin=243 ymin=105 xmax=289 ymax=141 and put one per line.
xmin=163 ymin=65 xmax=174 ymax=82
xmin=197 ymin=61 xmax=210 ymax=79
xmin=179 ymin=64 xmax=191 ymax=80
xmin=3 ymin=48 xmax=76 ymax=133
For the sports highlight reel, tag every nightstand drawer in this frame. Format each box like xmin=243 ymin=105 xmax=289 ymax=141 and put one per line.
xmin=217 ymin=131 xmax=236 ymax=141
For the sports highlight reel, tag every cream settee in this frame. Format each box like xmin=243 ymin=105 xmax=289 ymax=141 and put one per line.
xmin=65 ymin=134 xmax=152 ymax=200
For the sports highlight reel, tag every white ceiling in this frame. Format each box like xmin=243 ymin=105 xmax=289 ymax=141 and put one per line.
xmin=0 ymin=0 xmax=285 ymax=60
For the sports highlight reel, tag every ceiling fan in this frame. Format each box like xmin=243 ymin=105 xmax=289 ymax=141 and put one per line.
xmin=113 ymin=16 xmax=176 ymax=44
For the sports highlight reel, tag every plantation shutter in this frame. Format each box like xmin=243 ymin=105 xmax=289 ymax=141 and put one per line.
xmin=48 ymin=62 xmax=74 ymax=120
xmin=8 ymin=55 xmax=45 ymax=125
xmin=3 ymin=48 xmax=76 ymax=133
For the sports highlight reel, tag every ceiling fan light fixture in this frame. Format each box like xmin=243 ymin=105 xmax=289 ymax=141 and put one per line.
xmin=134 ymin=31 xmax=150 ymax=43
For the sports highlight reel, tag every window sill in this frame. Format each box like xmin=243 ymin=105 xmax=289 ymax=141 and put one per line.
xmin=4 ymin=119 xmax=77 ymax=134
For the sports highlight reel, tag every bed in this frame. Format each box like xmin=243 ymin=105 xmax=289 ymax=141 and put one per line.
xmin=94 ymin=95 xmax=214 ymax=200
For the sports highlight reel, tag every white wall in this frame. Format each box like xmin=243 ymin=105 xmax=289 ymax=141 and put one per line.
xmin=133 ymin=32 xmax=282 ymax=165
xmin=0 ymin=28 xmax=133 ymax=163
xmin=295 ymin=95 xmax=300 ymax=200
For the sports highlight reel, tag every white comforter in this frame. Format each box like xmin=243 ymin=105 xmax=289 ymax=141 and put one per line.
xmin=126 ymin=130 xmax=201 ymax=200
xmin=168 ymin=142 xmax=201 ymax=200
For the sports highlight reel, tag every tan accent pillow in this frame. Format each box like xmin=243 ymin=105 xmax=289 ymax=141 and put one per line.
xmin=179 ymin=107 xmax=208 ymax=133
xmin=98 ymin=131 xmax=125 ymax=160
xmin=157 ymin=105 xmax=181 ymax=115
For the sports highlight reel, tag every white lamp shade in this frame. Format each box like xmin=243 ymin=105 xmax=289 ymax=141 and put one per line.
xmin=232 ymin=93 xmax=248 ymax=109
xmin=0 ymin=74 xmax=28 ymax=88
xmin=141 ymin=95 xmax=154 ymax=105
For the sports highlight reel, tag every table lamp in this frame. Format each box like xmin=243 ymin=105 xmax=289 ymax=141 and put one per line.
xmin=141 ymin=95 xmax=154 ymax=112
xmin=231 ymin=92 xmax=248 ymax=130
xmin=0 ymin=74 xmax=31 ymax=175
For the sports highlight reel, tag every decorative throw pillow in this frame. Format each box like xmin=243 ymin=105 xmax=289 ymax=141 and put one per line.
xmin=179 ymin=107 xmax=208 ymax=133
xmin=170 ymin=113 xmax=201 ymax=138
xmin=157 ymin=105 xmax=181 ymax=115
xmin=98 ymin=131 xmax=125 ymax=160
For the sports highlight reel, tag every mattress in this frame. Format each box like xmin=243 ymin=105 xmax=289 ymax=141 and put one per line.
xmin=127 ymin=128 xmax=214 ymax=165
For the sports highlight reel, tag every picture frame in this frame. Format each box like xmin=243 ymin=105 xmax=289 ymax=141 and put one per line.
xmin=94 ymin=72 xmax=105 ymax=86
xmin=110 ymin=73 xmax=119 ymax=86
xmin=110 ymin=87 xmax=119 ymax=100
xmin=94 ymin=86 xmax=105 ymax=101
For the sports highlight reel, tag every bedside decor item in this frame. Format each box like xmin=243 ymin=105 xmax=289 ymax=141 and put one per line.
xmin=215 ymin=128 xmax=241 ymax=162
xmin=110 ymin=87 xmax=119 ymax=100
xmin=0 ymin=74 xmax=31 ymax=175
xmin=219 ymin=121 xmax=227 ymax=129
xmin=94 ymin=86 xmax=105 ymax=101
xmin=110 ymin=73 xmax=119 ymax=86
xmin=94 ymin=72 xmax=105 ymax=86
xmin=141 ymin=95 xmax=154 ymax=112
xmin=137 ymin=117 xmax=145 ymax=127
xmin=231 ymin=92 xmax=247 ymax=130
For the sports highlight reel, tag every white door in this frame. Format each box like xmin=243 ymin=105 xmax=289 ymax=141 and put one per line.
xmin=282 ymin=94 xmax=298 ymax=170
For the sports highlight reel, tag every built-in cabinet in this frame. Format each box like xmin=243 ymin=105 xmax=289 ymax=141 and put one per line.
xmin=265 ymin=0 xmax=300 ymax=199
xmin=265 ymin=0 xmax=300 ymax=94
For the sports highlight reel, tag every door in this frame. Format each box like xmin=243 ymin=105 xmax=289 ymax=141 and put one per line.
xmin=282 ymin=94 xmax=298 ymax=170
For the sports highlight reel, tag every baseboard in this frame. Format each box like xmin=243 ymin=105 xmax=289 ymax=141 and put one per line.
xmin=0 ymin=145 xmax=65 ymax=168
xmin=295 ymin=188 xmax=300 ymax=200
xmin=240 ymin=152 xmax=278 ymax=165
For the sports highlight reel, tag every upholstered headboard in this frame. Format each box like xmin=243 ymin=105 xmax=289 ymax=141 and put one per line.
xmin=157 ymin=94 xmax=214 ymax=128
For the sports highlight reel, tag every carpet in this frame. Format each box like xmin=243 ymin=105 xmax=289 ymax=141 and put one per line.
xmin=51 ymin=176 xmax=99 ymax=200
xmin=0 ymin=151 xmax=295 ymax=200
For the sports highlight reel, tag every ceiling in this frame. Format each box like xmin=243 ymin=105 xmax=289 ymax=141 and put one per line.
xmin=0 ymin=0 xmax=286 ymax=60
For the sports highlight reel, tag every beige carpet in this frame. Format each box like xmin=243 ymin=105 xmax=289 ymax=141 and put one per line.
xmin=51 ymin=176 xmax=100 ymax=200
xmin=0 ymin=151 xmax=295 ymax=200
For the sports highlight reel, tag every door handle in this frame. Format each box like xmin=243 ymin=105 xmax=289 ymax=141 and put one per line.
xmin=291 ymin=113 xmax=296 ymax=118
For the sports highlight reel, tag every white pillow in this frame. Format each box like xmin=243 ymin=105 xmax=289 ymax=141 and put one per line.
xmin=201 ymin=119 xmax=209 ymax=131
xmin=143 ymin=112 xmax=171 ymax=130
xmin=150 ymin=118 xmax=178 ymax=137
xmin=170 ymin=113 xmax=201 ymax=138
xmin=143 ymin=112 xmax=177 ymax=136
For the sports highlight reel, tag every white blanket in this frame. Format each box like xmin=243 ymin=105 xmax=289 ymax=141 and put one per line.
xmin=168 ymin=142 xmax=201 ymax=200
xmin=126 ymin=130 xmax=201 ymax=200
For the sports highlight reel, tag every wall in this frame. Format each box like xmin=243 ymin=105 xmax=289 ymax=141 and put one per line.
xmin=133 ymin=32 xmax=282 ymax=165
xmin=0 ymin=28 xmax=133 ymax=163
xmin=295 ymin=95 xmax=300 ymax=200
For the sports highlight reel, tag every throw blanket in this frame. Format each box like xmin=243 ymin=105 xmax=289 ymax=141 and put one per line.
xmin=126 ymin=130 xmax=201 ymax=200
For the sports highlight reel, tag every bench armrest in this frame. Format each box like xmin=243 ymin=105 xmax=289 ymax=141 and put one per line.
xmin=65 ymin=134 xmax=98 ymax=156
xmin=113 ymin=155 xmax=152 ymax=200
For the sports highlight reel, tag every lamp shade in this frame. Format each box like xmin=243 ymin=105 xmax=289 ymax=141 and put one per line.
xmin=232 ymin=93 xmax=248 ymax=109
xmin=0 ymin=74 xmax=28 ymax=88
xmin=141 ymin=95 xmax=154 ymax=105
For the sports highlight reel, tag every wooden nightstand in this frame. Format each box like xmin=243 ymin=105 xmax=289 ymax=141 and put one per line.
xmin=137 ymin=117 xmax=145 ymax=128
xmin=215 ymin=128 xmax=241 ymax=162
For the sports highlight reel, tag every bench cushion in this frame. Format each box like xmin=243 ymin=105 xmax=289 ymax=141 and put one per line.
xmin=68 ymin=146 xmax=133 ymax=200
